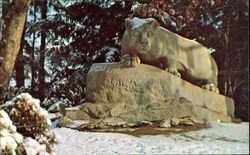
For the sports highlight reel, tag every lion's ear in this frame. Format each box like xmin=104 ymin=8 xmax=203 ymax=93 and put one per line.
xmin=125 ymin=18 xmax=133 ymax=30
xmin=148 ymin=19 xmax=159 ymax=30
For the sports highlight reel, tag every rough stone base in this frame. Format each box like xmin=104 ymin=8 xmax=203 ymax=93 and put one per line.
xmin=60 ymin=63 xmax=235 ymax=128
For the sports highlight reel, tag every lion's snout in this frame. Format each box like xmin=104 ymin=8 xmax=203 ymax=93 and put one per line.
xmin=136 ymin=41 xmax=151 ymax=52
xmin=140 ymin=39 xmax=149 ymax=46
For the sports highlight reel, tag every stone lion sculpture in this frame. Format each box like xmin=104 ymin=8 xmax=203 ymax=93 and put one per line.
xmin=120 ymin=17 xmax=219 ymax=93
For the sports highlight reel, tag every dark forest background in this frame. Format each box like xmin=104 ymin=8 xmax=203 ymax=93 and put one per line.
xmin=0 ymin=0 xmax=248 ymax=121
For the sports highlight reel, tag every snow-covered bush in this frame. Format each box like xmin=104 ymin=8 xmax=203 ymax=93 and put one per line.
xmin=0 ymin=110 xmax=26 ymax=155
xmin=0 ymin=93 xmax=57 ymax=154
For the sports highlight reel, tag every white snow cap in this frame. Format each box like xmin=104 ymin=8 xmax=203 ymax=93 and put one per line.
xmin=0 ymin=135 xmax=18 ymax=151
xmin=23 ymin=137 xmax=48 ymax=155
xmin=0 ymin=110 xmax=13 ymax=129
xmin=130 ymin=17 xmax=155 ymax=30
xmin=48 ymin=101 xmax=67 ymax=113
xmin=16 ymin=93 xmax=33 ymax=101
xmin=12 ymin=133 xmax=24 ymax=144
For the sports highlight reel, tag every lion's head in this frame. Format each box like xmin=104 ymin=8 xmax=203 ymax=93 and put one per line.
xmin=124 ymin=17 xmax=159 ymax=54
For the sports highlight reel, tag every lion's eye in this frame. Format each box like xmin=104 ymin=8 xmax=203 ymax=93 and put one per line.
xmin=133 ymin=31 xmax=139 ymax=37
xmin=147 ymin=31 xmax=153 ymax=37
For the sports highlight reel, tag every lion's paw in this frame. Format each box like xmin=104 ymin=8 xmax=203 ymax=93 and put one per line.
xmin=202 ymin=84 xmax=219 ymax=93
xmin=165 ymin=68 xmax=181 ymax=78
xmin=120 ymin=55 xmax=141 ymax=67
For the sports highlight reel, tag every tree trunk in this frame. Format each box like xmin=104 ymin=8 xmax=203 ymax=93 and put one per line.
xmin=0 ymin=0 xmax=3 ymax=40
xmin=31 ymin=1 xmax=37 ymax=93
xmin=0 ymin=0 xmax=31 ymax=99
xmin=39 ymin=0 xmax=47 ymax=99
xmin=15 ymin=21 xmax=26 ymax=88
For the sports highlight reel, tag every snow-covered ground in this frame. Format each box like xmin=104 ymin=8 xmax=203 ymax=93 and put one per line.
xmin=53 ymin=122 xmax=249 ymax=154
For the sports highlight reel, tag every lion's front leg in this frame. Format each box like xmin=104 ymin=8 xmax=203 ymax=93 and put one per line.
xmin=120 ymin=54 xmax=141 ymax=67
xmin=162 ymin=57 xmax=181 ymax=78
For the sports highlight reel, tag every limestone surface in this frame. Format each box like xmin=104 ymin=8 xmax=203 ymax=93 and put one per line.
xmin=60 ymin=63 xmax=235 ymax=128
